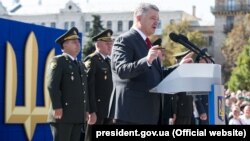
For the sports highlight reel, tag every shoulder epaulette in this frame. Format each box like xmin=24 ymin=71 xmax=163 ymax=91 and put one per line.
xmin=84 ymin=52 xmax=98 ymax=61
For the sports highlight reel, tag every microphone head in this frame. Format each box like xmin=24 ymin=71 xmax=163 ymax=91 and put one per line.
xmin=178 ymin=34 xmax=189 ymax=41
xmin=152 ymin=38 xmax=162 ymax=46
xmin=169 ymin=32 xmax=179 ymax=43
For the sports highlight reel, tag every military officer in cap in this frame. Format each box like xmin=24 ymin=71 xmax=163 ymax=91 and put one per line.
xmin=171 ymin=50 xmax=194 ymax=125
xmin=83 ymin=29 xmax=113 ymax=141
xmin=193 ymin=50 xmax=213 ymax=125
xmin=47 ymin=27 xmax=88 ymax=141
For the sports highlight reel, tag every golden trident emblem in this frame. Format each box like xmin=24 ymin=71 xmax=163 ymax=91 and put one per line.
xmin=5 ymin=32 xmax=54 ymax=141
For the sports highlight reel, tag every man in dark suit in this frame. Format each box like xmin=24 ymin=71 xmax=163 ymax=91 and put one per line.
xmin=108 ymin=3 xmax=192 ymax=124
xmin=108 ymin=3 xmax=163 ymax=124
xmin=83 ymin=29 xmax=113 ymax=141
xmin=47 ymin=27 xmax=88 ymax=141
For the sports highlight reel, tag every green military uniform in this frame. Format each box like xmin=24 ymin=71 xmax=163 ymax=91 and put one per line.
xmin=47 ymin=54 xmax=88 ymax=123
xmin=84 ymin=52 xmax=113 ymax=123
xmin=83 ymin=29 xmax=113 ymax=141
xmin=47 ymin=27 xmax=88 ymax=141
xmin=172 ymin=50 xmax=194 ymax=125
xmin=84 ymin=29 xmax=113 ymax=124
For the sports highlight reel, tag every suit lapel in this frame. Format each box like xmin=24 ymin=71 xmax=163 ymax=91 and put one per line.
xmin=130 ymin=29 xmax=162 ymax=73
xmin=130 ymin=29 xmax=149 ymax=51
xmin=152 ymin=58 xmax=163 ymax=74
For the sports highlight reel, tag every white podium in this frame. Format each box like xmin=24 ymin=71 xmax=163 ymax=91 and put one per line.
xmin=150 ymin=64 xmax=225 ymax=125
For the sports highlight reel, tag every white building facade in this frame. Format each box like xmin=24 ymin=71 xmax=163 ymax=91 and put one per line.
xmin=0 ymin=1 xmax=201 ymax=41
xmin=0 ymin=0 xmax=214 ymax=61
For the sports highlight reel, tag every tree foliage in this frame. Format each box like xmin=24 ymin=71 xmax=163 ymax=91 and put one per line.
xmin=160 ymin=20 xmax=206 ymax=66
xmin=82 ymin=15 xmax=104 ymax=60
xmin=227 ymin=40 xmax=250 ymax=91
xmin=221 ymin=14 xmax=250 ymax=82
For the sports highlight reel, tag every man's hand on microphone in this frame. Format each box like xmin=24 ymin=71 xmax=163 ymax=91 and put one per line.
xmin=146 ymin=45 xmax=161 ymax=65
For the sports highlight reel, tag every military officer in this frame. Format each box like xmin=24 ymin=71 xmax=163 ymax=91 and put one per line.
xmin=47 ymin=27 xmax=88 ymax=141
xmin=194 ymin=53 xmax=212 ymax=125
xmin=84 ymin=29 xmax=113 ymax=125
xmin=172 ymin=50 xmax=194 ymax=125
xmin=83 ymin=29 xmax=113 ymax=141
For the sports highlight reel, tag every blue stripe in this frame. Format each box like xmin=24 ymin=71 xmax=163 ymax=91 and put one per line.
xmin=209 ymin=84 xmax=215 ymax=125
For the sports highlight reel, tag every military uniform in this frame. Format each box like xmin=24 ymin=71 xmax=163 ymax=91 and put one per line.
xmin=83 ymin=29 xmax=113 ymax=141
xmin=47 ymin=27 xmax=88 ymax=141
xmin=193 ymin=51 xmax=210 ymax=125
xmin=195 ymin=94 xmax=209 ymax=124
xmin=172 ymin=50 xmax=194 ymax=125
xmin=84 ymin=51 xmax=113 ymax=124
xmin=47 ymin=55 xmax=88 ymax=123
xmin=84 ymin=29 xmax=113 ymax=124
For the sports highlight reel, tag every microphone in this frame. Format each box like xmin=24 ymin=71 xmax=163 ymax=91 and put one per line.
xmin=152 ymin=38 xmax=165 ymax=50
xmin=178 ymin=34 xmax=204 ymax=55
xmin=152 ymin=38 xmax=162 ymax=46
xmin=178 ymin=34 xmax=214 ymax=63
xmin=169 ymin=32 xmax=200 ymax=55
xmin=169 ymin=32 xmax=214 ymax=63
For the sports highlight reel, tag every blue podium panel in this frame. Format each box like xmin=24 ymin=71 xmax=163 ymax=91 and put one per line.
xmin=209 ymin=84 xmax=225 ymax=125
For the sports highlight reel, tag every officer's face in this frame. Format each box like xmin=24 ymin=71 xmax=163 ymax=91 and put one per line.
xmin=97 ymin=40 xmax=113 ymax=56
xmin=63 ymin=39 xmax=81 ymax=57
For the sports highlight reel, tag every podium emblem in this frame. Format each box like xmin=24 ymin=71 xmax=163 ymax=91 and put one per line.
xmin=217 ymin=96 xmax=225 ymax=121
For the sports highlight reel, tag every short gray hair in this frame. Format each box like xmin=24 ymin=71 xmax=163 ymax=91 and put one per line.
xmin=134 ymin=3 xmax=159 ymax=17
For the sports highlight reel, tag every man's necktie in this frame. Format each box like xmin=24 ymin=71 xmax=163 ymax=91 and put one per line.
xmin=73 ymin=60 xmax=78 ymax=65
xmin=73 ymin=60 xmax=81 ymax=73
xmin=105 ymin=57 xmax=111 ymax=67
xmin=145 ymin=37 xmax=152 ymax=49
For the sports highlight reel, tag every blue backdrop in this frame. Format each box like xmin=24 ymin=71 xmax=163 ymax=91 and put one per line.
xmin=0 ymin=18 xmax=82 ymax=141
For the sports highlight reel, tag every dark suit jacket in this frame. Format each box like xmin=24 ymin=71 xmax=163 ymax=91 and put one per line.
xmin=84 ymin=52 xmax=113 ymax=123
xmin=108 ymin=29 xmax=163 ymax=124
xmin=47 ymin=54 xmax=88 ymax=123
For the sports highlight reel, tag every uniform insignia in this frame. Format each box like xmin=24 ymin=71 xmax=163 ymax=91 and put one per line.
xmin=69 ymin=65 xmax=73 ymax=69
xmin=104 ymin=75 xmax=107 ymax=80
xmin=71 ymin=72 xmax=74 ymax=81
xmin=107 ymin=32 xmax=111 ymax=37
xmin=84 ymin=60 xmax=91 ymax=68
xmin=50 ymin=61 xmax=57 ymax=69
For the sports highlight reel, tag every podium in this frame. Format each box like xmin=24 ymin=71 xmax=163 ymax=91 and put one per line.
xmin=150 ymin=64 xmax=225 ymax=125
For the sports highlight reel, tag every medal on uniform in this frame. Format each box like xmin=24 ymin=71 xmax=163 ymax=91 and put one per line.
xmin=71 ymin=72 xmax=74 ymax=81
xmin=104 ymin=75 xmax=107 ymax=80
xmin=69 ymin=65 xmax=73 ymax=69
